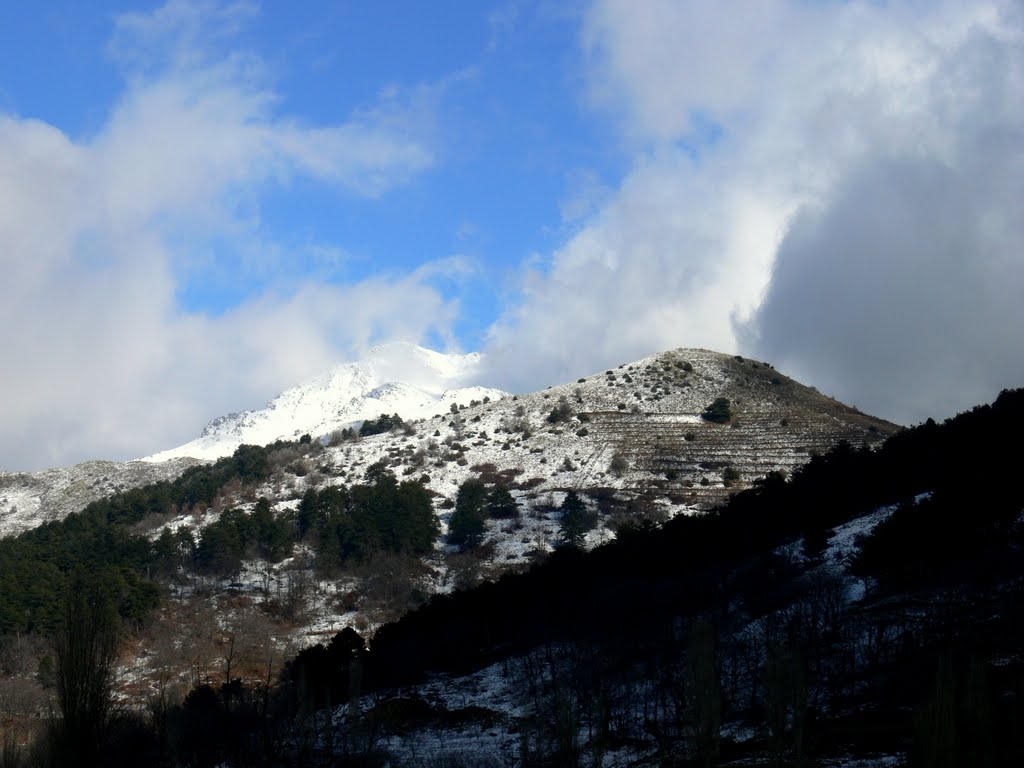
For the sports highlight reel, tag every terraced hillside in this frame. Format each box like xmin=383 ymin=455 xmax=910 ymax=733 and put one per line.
xmin=318 ymin=348 xmax=898 ymax=521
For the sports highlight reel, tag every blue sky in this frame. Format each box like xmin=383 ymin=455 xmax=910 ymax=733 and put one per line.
xmin=1 ymin=1 xmax=1022 ymax=470
xmin=1 ymin=1 xmax=620 ymax=349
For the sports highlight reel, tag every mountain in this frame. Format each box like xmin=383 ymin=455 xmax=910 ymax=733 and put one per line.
xmin=320 ymin=347 xmax=898 ymax=516
xmin=311 ymin=388 xmax=1024 ymax=768
xmin=0 ymin=346 xmax=896 ymax=539
xmin=0 ymin=342 xmax=501 ymax=538
xmin=0 ymin=344 xmax=918 ymax=765
xmin=143 ymin=341 xmax=508 ymax=462
xmin=11 ymin=380 xmax=1018 ymax=766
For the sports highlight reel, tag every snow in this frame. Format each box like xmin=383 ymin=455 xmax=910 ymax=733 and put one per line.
xmin=822 ymin=492 xmax=931 ymax=602
xmin=143 ymin=342 xmax=509 ymax=463
xmin=0 ymin=457 xmax=200 ymax=538
xmin=825 ymin=504 xmax=898 ymax=567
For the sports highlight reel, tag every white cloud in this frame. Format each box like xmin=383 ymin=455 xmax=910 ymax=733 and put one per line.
xmin=0 ymin=1 xmax=443 ymax=470
xmin=486 ymin=0 xmax=1024 ymax=424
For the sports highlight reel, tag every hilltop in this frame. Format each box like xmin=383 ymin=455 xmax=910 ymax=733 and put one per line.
xmin=324 ymin=347 xmax=896 ymax=518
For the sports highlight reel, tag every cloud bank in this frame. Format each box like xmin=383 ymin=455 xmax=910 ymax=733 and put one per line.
xmin=0 ymin=2 xmax=445 ymax=470
xmin=485 ymin=0 xmax=1024 ymax=426
xmin=2 ymin=0 xmax=1021 ymax=471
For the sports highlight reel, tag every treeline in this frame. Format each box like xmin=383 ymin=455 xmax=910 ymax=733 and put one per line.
xmin=296 ymin=464 xmax=437 ymax=568
xmin=0 ymin=442 xmax=441 ymax=634
xmin=0 ymin=442 xmax=283 ymax=634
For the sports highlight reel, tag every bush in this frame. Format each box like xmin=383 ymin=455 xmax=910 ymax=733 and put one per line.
xmin=609 ymin=453 xmax=629 ymax=477
xmin=702 ymin=398 xmax=732 ymax=423
xmin=360 ymin=413 xmax=406 ymax=437
xmin=546 ymin=395 xmax=574 ymax=424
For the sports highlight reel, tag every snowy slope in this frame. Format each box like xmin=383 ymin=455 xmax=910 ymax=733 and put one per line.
xmin=310 ymin=347 xmax=899 ymax=521
xmin=144 ymin=342 xmax=508 ymax=462
xmin=0 ymin=457 xmax=200 ymax=538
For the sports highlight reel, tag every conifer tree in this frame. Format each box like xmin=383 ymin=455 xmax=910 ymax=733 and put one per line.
xmin=558 ymin=491 xmax=589 ymax=547
xmin=487 ymin=486 xmax=519 ymax=519
xmin=448 ymin=478 xmax=487 ymax=549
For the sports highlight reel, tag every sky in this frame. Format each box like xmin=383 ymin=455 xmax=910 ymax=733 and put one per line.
xmin=1 ymin=0 xmax=1021 ymax=471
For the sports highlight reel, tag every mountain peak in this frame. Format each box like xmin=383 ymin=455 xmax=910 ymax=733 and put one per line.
xmin=143 ymin=346 xmax=506 ymax=462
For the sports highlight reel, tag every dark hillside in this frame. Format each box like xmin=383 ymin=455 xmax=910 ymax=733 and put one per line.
xmin=365 ymin=389 xmax=1024 ymax=684
xmin=275 ymin=388 xmax=1024 ymax=766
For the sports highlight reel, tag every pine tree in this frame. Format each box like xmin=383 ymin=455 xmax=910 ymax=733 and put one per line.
xmin=559 ymin=491 xmax=589 ymax=547
xmin=487 ymin=486 xmax=519 ymax=519
xmin=448 ymin=479 xmax=488 ymax=549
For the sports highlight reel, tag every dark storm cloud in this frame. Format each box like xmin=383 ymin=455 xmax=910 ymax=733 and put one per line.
xmin=746 ymin=148 xmax=1024 ymax=424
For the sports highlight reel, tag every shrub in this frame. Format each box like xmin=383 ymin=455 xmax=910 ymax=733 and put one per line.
xmin=702 ymin=398 xmax=732 ymax=424
xmin=609 ymin=453 xmax=629 ymax=477
xmin=546 ymin=395 xmax=574 ymax=424
xmin=360 ymin=413 xmax=406 ymax=437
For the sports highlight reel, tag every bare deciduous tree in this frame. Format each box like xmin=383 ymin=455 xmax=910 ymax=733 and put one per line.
xmin=52 ymin=589 xmax=120 ymax=766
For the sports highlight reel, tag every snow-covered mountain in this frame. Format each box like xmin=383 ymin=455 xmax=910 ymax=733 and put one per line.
xmin=143 ymin=342 xmax=508 ymax=462
xmin=1 ymin=345 xmax=897 ymax=541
